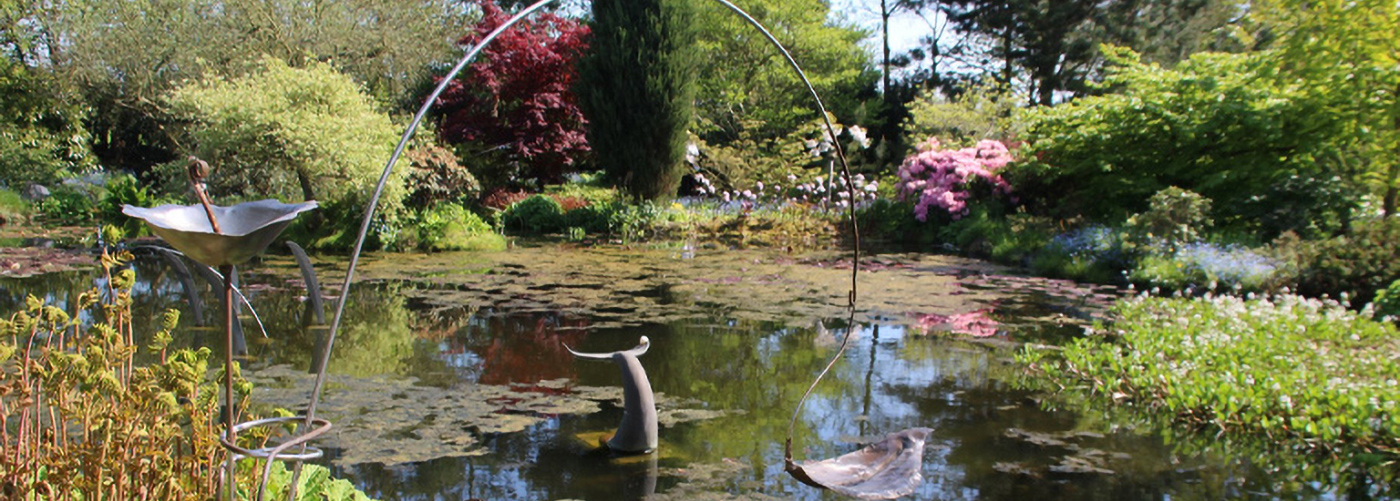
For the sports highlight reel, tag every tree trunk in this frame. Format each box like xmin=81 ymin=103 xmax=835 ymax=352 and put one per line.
xmin=882 ymin=0 xmax=892 ymax=98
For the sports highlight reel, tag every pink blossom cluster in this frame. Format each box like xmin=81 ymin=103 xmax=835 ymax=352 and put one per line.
xmin=896 ymin=138 xmax=1014 ymax=221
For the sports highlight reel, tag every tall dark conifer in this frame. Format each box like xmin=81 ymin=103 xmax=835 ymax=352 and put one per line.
xmin=577 ymin=0 xmax=698 ymax=200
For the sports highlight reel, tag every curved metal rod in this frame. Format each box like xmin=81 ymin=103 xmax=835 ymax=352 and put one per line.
xmin=288 ymin=0 xmax=562 ymax=495
xmin=301 ymin=0 xmax=559 ymax=435
xmin=706 ymin=0 xmax=864 ymax=470
xmin=291 ymin=0 xmax=864 ymax=491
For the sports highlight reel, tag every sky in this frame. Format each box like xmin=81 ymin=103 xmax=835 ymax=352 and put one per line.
xmin=830 ymin=0 xmax=954 ymax=84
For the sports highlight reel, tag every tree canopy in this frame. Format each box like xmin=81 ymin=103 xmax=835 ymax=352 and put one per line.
xmin=578 ymin=0 xmax=699 ymax=200
xmin=167 ymin=56 xmax=404 ymax=215
xmin=691 ymin=0 xmax=877 ymax=144
xmin=14 ymin=0 xmax=474 ymax=173
xmin=434 ymin=0 xmax=591 ymax=188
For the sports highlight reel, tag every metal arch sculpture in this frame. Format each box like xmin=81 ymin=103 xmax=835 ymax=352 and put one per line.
xmin=293 ymin=0 xmax=928 ymax=498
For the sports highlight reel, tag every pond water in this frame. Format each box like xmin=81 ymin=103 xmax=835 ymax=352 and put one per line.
xmin=0 ymin=243 xmax=1380 ymax=500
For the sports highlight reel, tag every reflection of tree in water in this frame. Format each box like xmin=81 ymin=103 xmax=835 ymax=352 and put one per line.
xmin=445 ymin=310 xmax=590 ymax=385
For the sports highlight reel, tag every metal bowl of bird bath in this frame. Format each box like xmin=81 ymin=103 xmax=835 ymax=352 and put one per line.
xmin=260 ymin=0 xmax=933 ymax=498
xmin=122 ymin=199 xmax=318 ymax=267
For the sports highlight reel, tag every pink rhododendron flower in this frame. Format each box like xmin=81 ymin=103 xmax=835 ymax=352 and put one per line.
xmin=896 ymin=137 xmax=1015 ymax=221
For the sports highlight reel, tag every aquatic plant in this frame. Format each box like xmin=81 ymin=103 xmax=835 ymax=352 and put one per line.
xmin=1022 ymin=292 xmax=1400 ymax=459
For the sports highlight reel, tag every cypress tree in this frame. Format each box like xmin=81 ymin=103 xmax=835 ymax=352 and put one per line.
xmin=577 ymin=0 xmax=698 ymax=201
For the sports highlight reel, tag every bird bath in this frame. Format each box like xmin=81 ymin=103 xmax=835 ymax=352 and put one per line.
xmin=123 ymin=168 xmax=322 ymax=501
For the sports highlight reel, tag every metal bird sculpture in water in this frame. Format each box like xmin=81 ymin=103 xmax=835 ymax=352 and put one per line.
xmin=564 ymin=336 xmax=657 ymax=454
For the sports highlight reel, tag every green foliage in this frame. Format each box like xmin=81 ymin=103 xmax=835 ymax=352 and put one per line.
xmin=1253 ymin=0 xmax=1400 ymax=215
xmin=167 ymin=57 xmax=405 ymax=243
xmin=1015 ymin=47 xmax=1341 ymax=228
xmin=36 ymin=185 xmax=96 ymax=225
xmin=1239 ymin=173 xmax=1363 ymax=240
xmin=691 ymin=0 xmax=875 ymax=144
xmin=1122 ymin=187 xmax=1212 ymax=253
xmin=903 ymin=79 xmax=1022 ymax=147
xmin=945 ymin=209 xmax=1056 ymax=264
xmin=578 ymin=0 xmax=699 ymax=200
xmin=1274 ymin=217 xmax=1400 ymax=307
xmin=1021 ymin=293 xmax=1400 ymax=461
xmin=0 ymin=248 xmax=227 ymax=499
xmin=0 ymin=48 xmax=95 ymax=187
xmin=0 ymin=186 xmax=28 ymax=224
xmin=500 ymin=195 xmax=566 ymax=235
xmin=407 ymin=202 xmax=505 ymax=252
xmin=854 ymin=198 xmax=926 ymax=246
xmin=98 ymin=174 xmax=162 ymax=238
xmin=404 ymin=143 xmax=480 ymax=209
xmin=245 ymin=461 xmax=377 ymax=501
xmin=29 ymin=0 xmax=472 ymax=173
xmin=1373 ymin=279 xmax=1400 ymax=321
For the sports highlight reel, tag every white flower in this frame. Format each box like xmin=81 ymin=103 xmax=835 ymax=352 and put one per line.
xmin=848 ymin=125 xmax=870 ymax=149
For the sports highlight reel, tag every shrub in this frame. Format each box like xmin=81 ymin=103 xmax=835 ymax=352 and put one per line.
xmin=404 ymin=144 xmax=480 ymax=209
xmin=99 ymin=173 xmax=163 ymax=238
xmin=407 ymin=202 xmax=505 ymax=252
xmin=895 ymin=138 xmax=1014 ymax=222
xmin=854 ymin=197 xmax=925 ymax=246
xmin=36 ymin=184 xmax=96 ymax=225
xmin=1278 ymin=217 xmax=1400 ymax=307
xmin=1238 ymin=173 xmax=1363 ymax=240
xmin=1016 ymin=47 xmax=1341 ymax=225
xmin=0 ymin=187 xmax=28 ymax=226
xmin=500 ymin=194 xmax=565 ymax=234
xmin=166 ymin=56 xmax=404 ymax=230
xmin=1123 ymin=186 xmax=1212 ymax=253
xmin=1373 ymin=279 xmax=1400 ymax=322
xmin=903 ymin=78 xmax=1021 ymax=147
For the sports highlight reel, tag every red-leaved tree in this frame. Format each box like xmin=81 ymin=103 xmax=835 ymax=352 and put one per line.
xmin=435 ymin=1 xmax=591 ymax=187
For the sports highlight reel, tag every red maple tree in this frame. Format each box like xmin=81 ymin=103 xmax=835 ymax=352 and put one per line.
xmin=435 ymin=1 xmax=592 ymax=187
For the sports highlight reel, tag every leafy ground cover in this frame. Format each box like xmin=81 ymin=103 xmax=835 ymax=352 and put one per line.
xmin=1019 ymin=292 xmax=1400 ymax=476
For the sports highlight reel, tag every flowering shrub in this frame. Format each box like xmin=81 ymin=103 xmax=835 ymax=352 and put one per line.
xmin=1129 ymin=242 xmax=1281 ymax=293
xmin=682 ymin=170 xmax=879 ymax=213
xmin=1047 ymin=225 xmax=1128 ymax=267
xmin=896 ymin=138 xmax=1014 ymax=221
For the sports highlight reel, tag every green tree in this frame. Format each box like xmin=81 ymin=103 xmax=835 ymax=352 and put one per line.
xmin=0 ymin=0 xmax=94 ymax=187
xmin=1253 ymin=0 xmax=1400 ymax=215
xmin=166 ymin=56 xmax=405 ymax=218
xmin=578 ymin=0 xmax=699 ymax=200
xmin=1092 ymin=0 xmax=1247 ymax=66
xmin=941 ymin=0 xmax=1098 ymax=106
xmin=22 ymin=0 xmax=472 ymax=174
xmin=1013 ymin=47 xmax=1344 ymax=230
xmin=692 ymin=0 xmax=876 ymax=144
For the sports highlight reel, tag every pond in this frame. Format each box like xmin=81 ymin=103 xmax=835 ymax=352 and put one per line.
xmin=0 ymin=243 xmax=1377 ymax=499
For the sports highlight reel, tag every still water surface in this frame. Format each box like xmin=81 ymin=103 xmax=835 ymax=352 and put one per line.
xmin=0 ymin=244 xmax=1375 ymax=499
